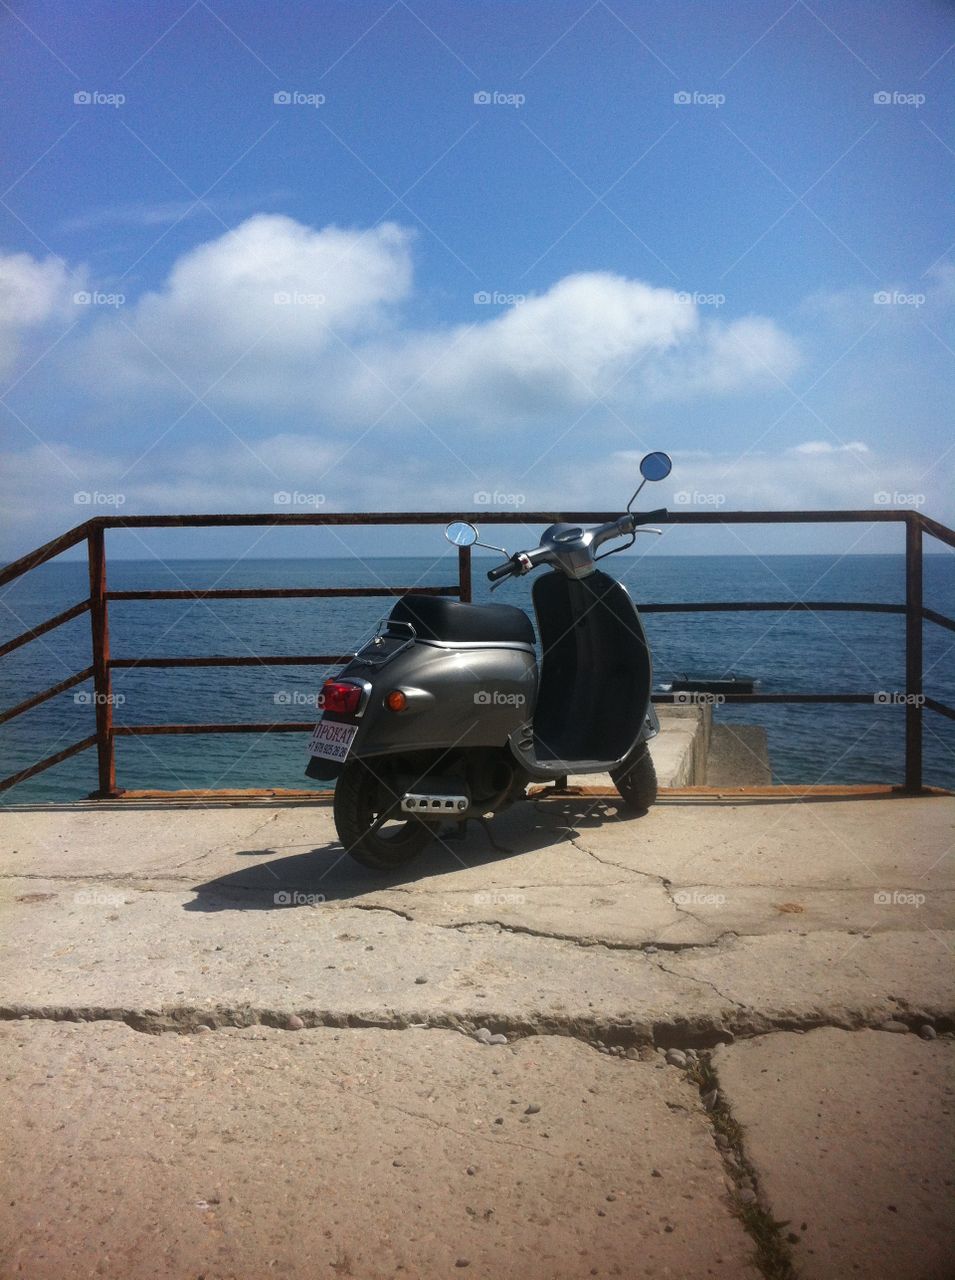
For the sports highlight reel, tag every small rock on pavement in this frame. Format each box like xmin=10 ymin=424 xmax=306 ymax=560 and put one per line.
xmin=488 ymin=1033 xmax=508 ymax=1045
xmin=919 ymin=1024 xmax=937 ymax=1040
xmin=665 ymin=1049 xmax=687 ymax=1068
xmin=625 ymin=1047 xmax=640 ymax=1060
xmin=286 ymin=1015 xmax=305 ymax=1031
xmin=474 ymin=1027 xmax=493 ymax=1044
xmin=738 ymin=1187 xmax=757 ymax=1204
xmin=455 ymin=1260 xmax=470 ymax=1268
xmin=880 ymin=1019 xmax=909 ymax=1034
xmin=525 ymin=1103 xmax=541 ymax=1115
xmin=414 ymin=976 xmax=428 ymax=984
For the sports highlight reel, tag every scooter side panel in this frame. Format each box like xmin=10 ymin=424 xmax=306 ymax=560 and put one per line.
xmin=313 ymin=643 xmax=537 ymax=771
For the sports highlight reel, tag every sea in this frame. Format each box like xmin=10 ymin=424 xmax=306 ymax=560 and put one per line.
xmin=2 ymin=554 xmax=953 ymax=802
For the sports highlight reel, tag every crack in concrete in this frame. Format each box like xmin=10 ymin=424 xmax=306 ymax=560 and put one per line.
xmin=2 ymin=1003 xmax=946 ymax=1050
xmin=650 ymin=958 xmax=746 ymax=1009
xmin=689 ymin=1054 xmax=798 ymax=1279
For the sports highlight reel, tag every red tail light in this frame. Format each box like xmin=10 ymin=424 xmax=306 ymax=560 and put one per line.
xmin=319 ymin=680 xmax=364 ymax=716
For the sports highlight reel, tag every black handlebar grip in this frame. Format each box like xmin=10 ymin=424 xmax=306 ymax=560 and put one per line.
xmin=639 ymin=507 xmax=668 ymax=524
xmin=487 ymin=559 xmax=514 ymax=581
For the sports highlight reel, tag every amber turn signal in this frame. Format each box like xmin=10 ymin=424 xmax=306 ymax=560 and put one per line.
xmin=384 ymin=689 xmax=408 ymax=712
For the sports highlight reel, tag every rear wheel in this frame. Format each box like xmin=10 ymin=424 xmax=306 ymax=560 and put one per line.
xmin=611 ymin=746 xmax=658 ymax=814
xmin=334 ymin=760 xmax=433 ymax=871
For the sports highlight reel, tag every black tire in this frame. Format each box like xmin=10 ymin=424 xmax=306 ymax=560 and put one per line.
xmin=611 ymin=746 xmax=658 ymax=814
xmin=333 ymin=760 xmax=433 ymax=871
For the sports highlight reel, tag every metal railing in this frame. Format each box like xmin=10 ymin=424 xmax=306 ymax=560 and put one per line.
xmin=1 ymin=509 xmax=953 ymax=798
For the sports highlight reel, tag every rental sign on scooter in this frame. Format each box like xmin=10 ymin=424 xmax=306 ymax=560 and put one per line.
xmin=307 ymin=719 xmax=358 ymax=762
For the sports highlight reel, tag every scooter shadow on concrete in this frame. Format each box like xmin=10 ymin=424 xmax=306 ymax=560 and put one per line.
xmin=183 ymin=793 xmax=639 ymax=913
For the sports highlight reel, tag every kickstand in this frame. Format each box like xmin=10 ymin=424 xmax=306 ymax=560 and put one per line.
xmin=474 ymin=816 xmax=513 ymax=855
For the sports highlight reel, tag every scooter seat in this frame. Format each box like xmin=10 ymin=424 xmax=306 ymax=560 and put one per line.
xmin=389 ymin=594 xmax=535 ymax=646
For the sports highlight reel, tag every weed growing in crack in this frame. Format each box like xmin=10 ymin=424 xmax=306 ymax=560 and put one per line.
xmin=688 ymin=1054 xmax=797 ymax=1280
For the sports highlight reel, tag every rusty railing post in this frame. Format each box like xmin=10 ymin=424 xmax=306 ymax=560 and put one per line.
xmin=458 ymin=543 xmax=472 ymax=603
xmin=87 ymin=523 xmax=120 ymax=797
xmin=904 ymin=513 xmax=923 ymax=794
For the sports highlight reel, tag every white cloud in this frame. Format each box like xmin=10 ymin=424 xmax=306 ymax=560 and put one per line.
xmin=64 ymin=217 xmax=800 ymax=424
xmin=788 ymin=440 xmax=869 ymax=455
xmin=74 ymin=216 xmax=415 ymax=396
xmin=0 ymin=251 xmax=84 ymax=377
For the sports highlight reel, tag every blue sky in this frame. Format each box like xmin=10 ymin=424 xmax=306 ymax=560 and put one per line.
xmin=1 ymin=0 xmax=953 ymax=559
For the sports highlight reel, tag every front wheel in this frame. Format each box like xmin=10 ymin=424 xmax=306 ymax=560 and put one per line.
xmin=610 ymin=746 xmax=658 ymax=814
xmin=333 ymin=760 xmax=433 ymax=871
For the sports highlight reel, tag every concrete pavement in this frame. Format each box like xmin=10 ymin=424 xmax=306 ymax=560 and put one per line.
xmin=1 ymin=787 xmax=952 ymax=1277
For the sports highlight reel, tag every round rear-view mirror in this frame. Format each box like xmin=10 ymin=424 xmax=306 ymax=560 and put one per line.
xmin=445 ymin=521 xmax=479 ymax=547
xmin=639 ymin=451 xmax=672 ymax=482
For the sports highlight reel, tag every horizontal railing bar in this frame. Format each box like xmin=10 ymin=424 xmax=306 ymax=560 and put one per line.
xmin=640 ymin=601 xmax=906 ymax=615
xmin=0 ymin=734 xmax=97 ymax=793
xmin=0 ymin=521 xmax=92 ymax=589
xmin=653 ymin=693 xmax=886 ymax=704
xmin=923 ymin=606 xmax=955 ymax=634
xmin=96 ymin=509 xmax=918 ymax=530
xmin=114 ymin=723 xmax=315 ymax=735
xmin=0 ymin=666 xmax=94 ymax=726
xmin=0 ymin=599 xmax=91 ymax=658
xmin=106 ymin=586 xmax=458 ymax=602
xmin=110 ymin=696 xmax=900 ymax=737
xmin=917 ymin=512 xmax=955 ymax=551
xmin=114 ymin=654 xmax=346 ymax=671
xmin=924 ymin=697 xmax=955 ymax=723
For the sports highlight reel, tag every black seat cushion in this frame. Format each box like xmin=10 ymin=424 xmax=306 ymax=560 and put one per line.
xmin=389 ymin=594 xmax=535 ymax=646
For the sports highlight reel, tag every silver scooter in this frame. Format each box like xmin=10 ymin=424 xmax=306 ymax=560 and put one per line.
xmin=305 ymin=452 xmax=672 ymax=869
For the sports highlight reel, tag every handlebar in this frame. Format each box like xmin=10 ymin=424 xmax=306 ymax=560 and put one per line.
xmin=487 ymin=558 xmax=517 ymax=582
xmin=485 ymin=509 xmax=668 ymax=582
